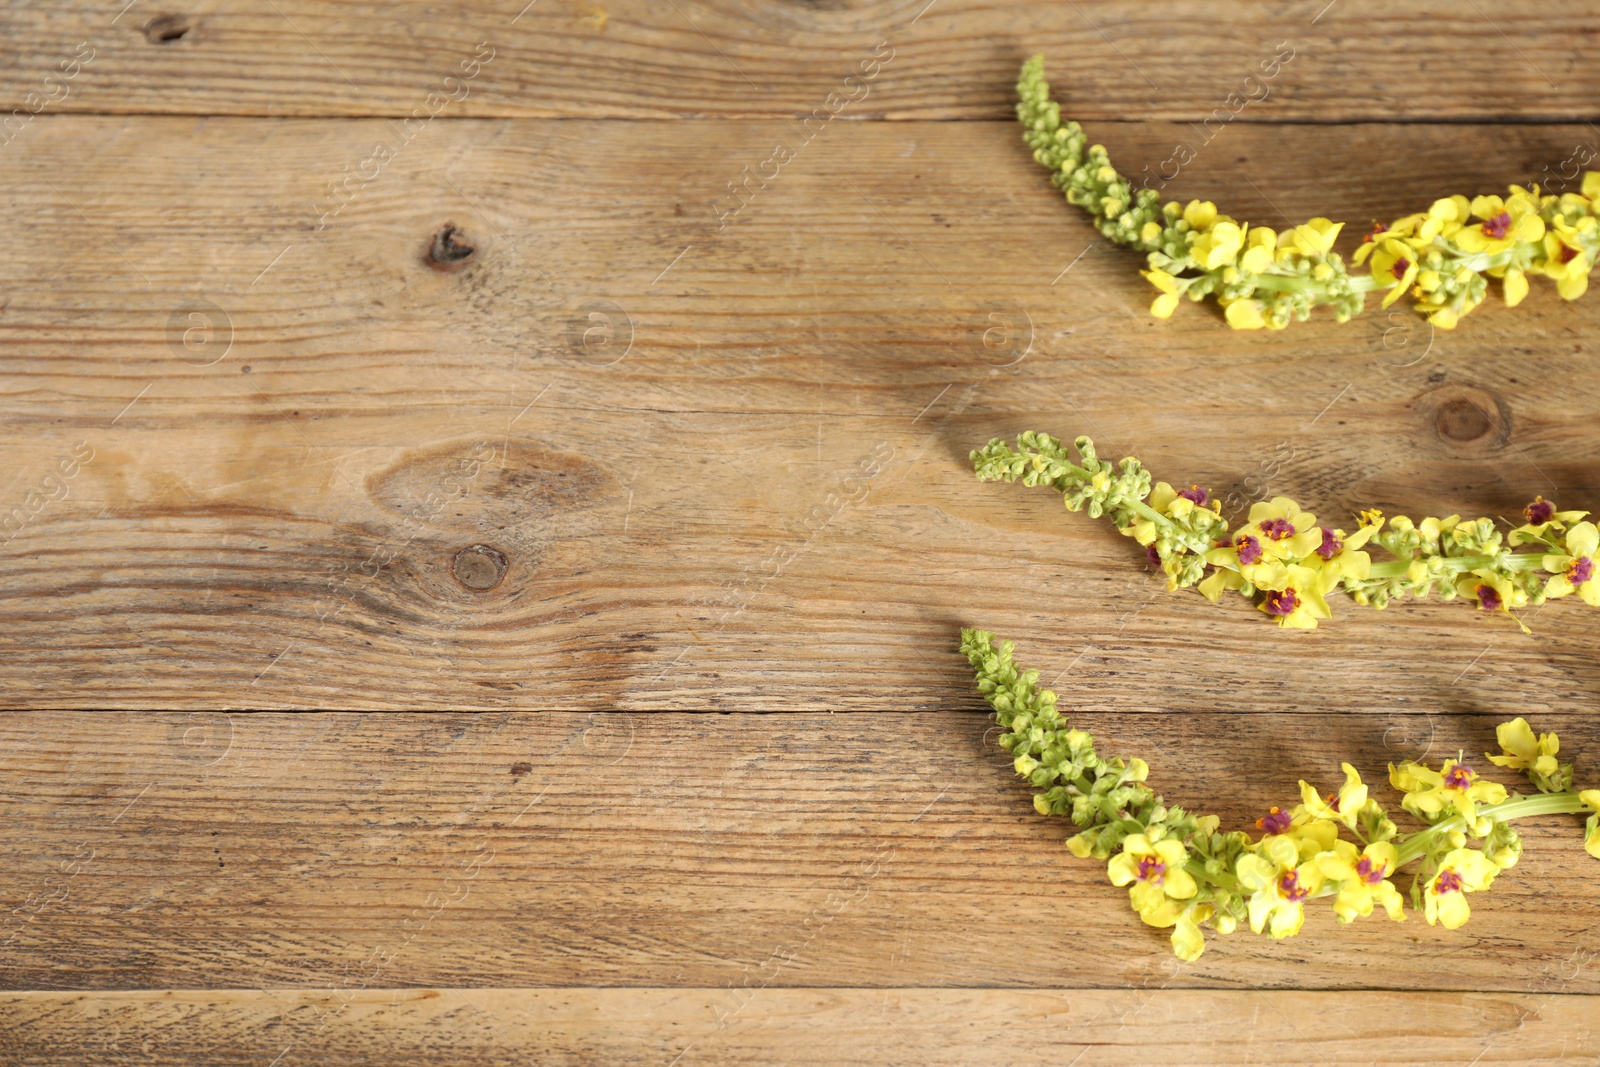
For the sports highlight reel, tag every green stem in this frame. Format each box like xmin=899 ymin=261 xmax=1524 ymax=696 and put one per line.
xmin=1366 ymin=553 xmax=1549 ymax=581
xmin=1394 ymin=791 xmax=1590 ymax=867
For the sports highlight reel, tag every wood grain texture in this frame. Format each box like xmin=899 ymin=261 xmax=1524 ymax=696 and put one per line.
xmin=3 ymin=988 xmax=1598 ymax=1066
xmin=4 ymin=714 xmax=1600 ymax=994
xmin=1 ymin=117 xmax=1597 ymax=707
xmin=1 ymin=1 xmax=1598 ymax=120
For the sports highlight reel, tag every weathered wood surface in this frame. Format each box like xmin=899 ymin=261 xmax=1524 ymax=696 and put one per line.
xmin=0 ymin=118 xmax=1597 ymax=707
xmin=3 ymin=713 xmax=1600 ymax=994
xmin=4 ymin=988 xmax=1598 ymax=1066
xmin=1 ymin=1 xmax=1597 ymax=120
xmin=5 ymin=0 xmax=1600 ymax=1062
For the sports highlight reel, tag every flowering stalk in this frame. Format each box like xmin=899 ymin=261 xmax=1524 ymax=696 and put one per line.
xmin=1018 ymin=55 xmax=1600 ymax=330
xmin=973 ymin=431 xmax=1599 ymax=629
xmin=962 ymin=628 xmax=1600 ymax=959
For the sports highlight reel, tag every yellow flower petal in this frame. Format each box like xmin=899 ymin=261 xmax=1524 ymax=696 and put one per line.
xmin=1503 ymin=268 xmax=1529 ymax=307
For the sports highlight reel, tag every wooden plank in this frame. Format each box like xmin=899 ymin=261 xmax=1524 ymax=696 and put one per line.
xmin=3 ymin=988 xmax=1597 ymax=1066
xmin=4 ymin=713 xmax=1600 ymax=993
xmin=1 ymin=117 xmax=1597 ymax=707
xmin=0 ymin=1 xmax=1597 ymax=120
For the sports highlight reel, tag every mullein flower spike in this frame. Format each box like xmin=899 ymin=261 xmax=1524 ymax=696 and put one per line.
xmin=961 ymin=629 xmax=1599 ymax=959
xmin=1017 ymin=55 xmax=1600 ymax=330
xmin=972 ymin=431 xmax=1598 ymax=630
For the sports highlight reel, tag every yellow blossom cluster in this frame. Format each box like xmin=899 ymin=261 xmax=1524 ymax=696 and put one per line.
xmin=964 ymin=631 xmax=1600 ymax=960
xmin=1017 ymin=55 xmax=1600 ymax=331
xmin=973 ymin=432 xmax=1600 ymax=630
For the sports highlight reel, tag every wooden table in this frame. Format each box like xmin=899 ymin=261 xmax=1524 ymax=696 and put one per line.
xmin=2 ymin=2 xmax=1598 ymax=1062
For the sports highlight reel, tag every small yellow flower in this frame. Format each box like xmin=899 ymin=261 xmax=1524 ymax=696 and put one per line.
xmin=1455 ymin=190 xmax=1546 ymax=255
xmin=1282 ymin=217 xmax=1343 ymax=257
xmin=1390 ymin=758 xmax=1508 ymax=823
xmin=1422 ymin=848 xmax=1500 ymax=929
xmin=1502 ymin=267 xmax=1530 ymax=307
xmin=1316 ymin=840 xmax=1405 ymax=923
xmin=1142 ymin=269 xmax=1183 ymax=318
xmin=1170 ymin=902 xmax=1213 ymax=962
xmin=1223 ymin=298 xmax=1267 ymax=329
xmin=1245 ymin=497 xmax=1324 ymax=560
xmin=1108 ymin=834 xmax=1197 ymax=926
xmin=1369 ymin=238 xmax=1421 ymax=308
xmin=1238 ymin=837 xmax=1324 ymax=939
xmin=1197 ymin=566 xmax=1244 ymax=602
xmin=1580 ymin=790 xmax=1600 ymax=859
xmin=1541 ymin=521 xmax=1600 ymax=606
xmin=1299 ymin=762 xmax=1368 ymax=829
xmin=1182 ymin=200 xmax=1218 ymax=230
xmin=1542 ymin=228 xmax=1593 ymax=301
xmin=1241 ymin=226 xmax=1277 ymax=272
xmin=1192 ymin=220 xmax=1245 ymax=271
xmin=1455 ymin=569 xmax=1528 ymax=622
xmin=1255 ymin=563 xmax=1333 ymax=629
xmin=1310 ymin=523 xmax=1377 ymax=585
xmin=1486 ymin=717 xmax=1561 ymax=777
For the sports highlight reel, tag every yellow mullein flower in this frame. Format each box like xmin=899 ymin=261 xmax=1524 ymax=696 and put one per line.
xmin=1191 ymin=220 xmax=1244 ymax=270
xmin=1416 ymin=515 xmax=1462 ymax=544
xmin=1510 ymin=497 xmax=1589 ymax=544
xmin=1422 ymin=848 xmax=1500 ymax=929
xmin=1182 ymin=199 xmax=1218 ymax=230
xmin=1299 ymin=762 xmax=1368 ymax=829
xmin=1241 ymin=226 xmax=1277 ymax=272
xmin=1197 ymin=566 xmax=1244 ymax=602
xmin=1316 ymin=840 xmax=1405 ymax=923
xmin=1245 ymin=497 xmax=1324 ymax=561
xmin=1223 ymin=298 xmax=1268 ymax=329
xmin=1282 ymin=217 xmax=1342 ymax=257
xmin=1170 ymin=901 xmax=1214 ymax=962
xmin=1455 ymin=190 xmax=1546 ymax=254
xmin=1255 ymin=563 xmax=1333 ymax=629
xmin=1310 ymin=523 xmax=1377 ymax=585
xmin=1237 ymin=836 xmax=1324 ymax=939
xmin=1581 ymin=790 xmax=1600 ymax=859
xmin=1143 ymin=268 xmax=1183 ymax=318
xmin=1455 ymin=569 xmax=1529 ymax=624
xmin=1542 ymin=227 xmax=1593 ymax=301
xmin=1107 ymin=834 xmax=1197 ymax=926
xmin=1368 ymin=238 xmax=1421 ymax=308
xmin=1541 ymin=521 xmax=1600 ymax=606
xmin=1502 ymin=268 xmax=1530 ymax=307
xmin=1486 ymin=717 xmax=1561 ymax=777
xmin=1390 ymin=758 xmax=1508 ymax=823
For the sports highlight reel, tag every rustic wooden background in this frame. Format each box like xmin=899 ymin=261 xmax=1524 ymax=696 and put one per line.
xmin=3 ymin=1 xmax=1599 ymax=1063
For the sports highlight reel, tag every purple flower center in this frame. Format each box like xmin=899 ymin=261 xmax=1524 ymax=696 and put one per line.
xmin=1177 ymin=486 xmax=1210 ymax=505
xmin=1235 ymin=534 xmax=1263 ymax=566
xmin=1262 ymin=587 xmax=1300 ymax=617
xmin=1279 ymin=870 xmax=1310 ymax=902
xmin=1477 ymin=584 xmax=1503 ymax=612
xmin=1481 ymin=211 xmax=1513 ymax=239
xmin=1570 ymin=556 xmax=1594 ymax=586
xmin=1390 ymin=256 xmax=1412 ymax=280
xmin=1146 ymin=544 xmax=1162 ymax=569
xmin=1259 ymin=517 xmax=1296 ymax=540
xmin=1525 ymin=498 xmax=1555 ymax=525
xmin=1258 ymin=807 xmax=1292 ymax=835
xmin=1316 ymin=527 xmax=1343 ymax=560
xmin=1356 ymin=857 xmax=1387 ymax=885
xmin=1443 ymin=763 xmax=1475 ymax=791
xmin=1435 ymin=869 xmax=1465 ymax=894
xmin=1137 ymin=856 xmax=1166 ymax=884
